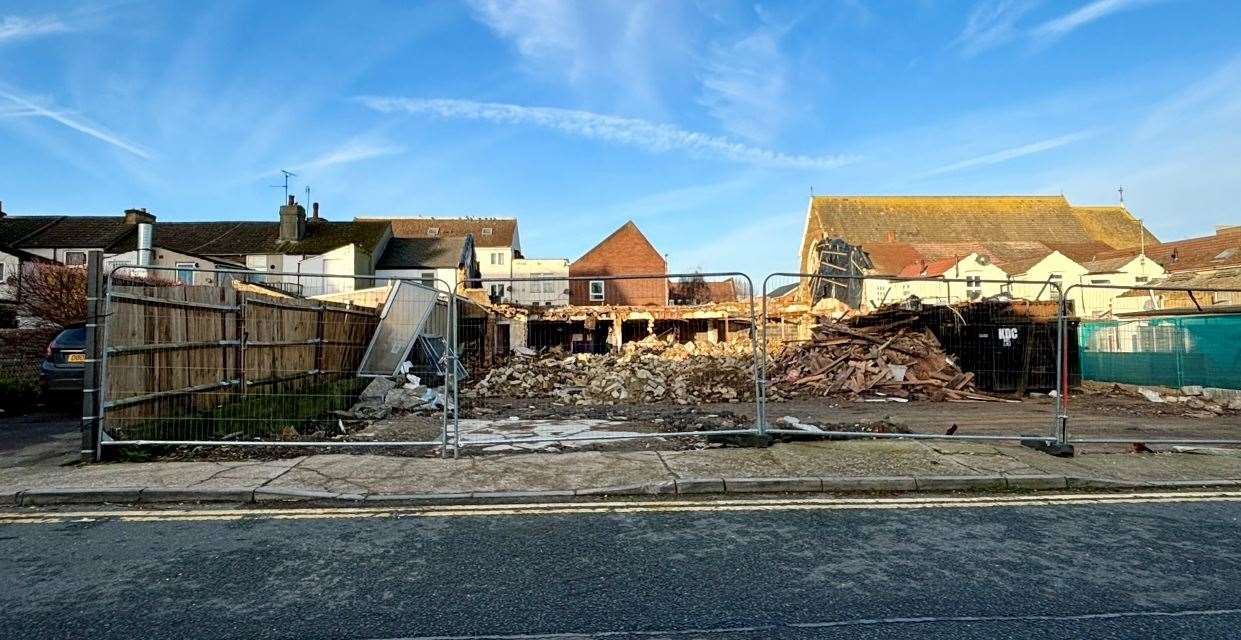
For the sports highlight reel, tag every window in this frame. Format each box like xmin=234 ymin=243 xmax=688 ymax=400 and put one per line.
xmin=542 ymin=279 xmax=557 ymax=294
xmin=64 ymin=251 xmax=87 ymax=266
xmin=1135 ymin=276 xmax=1149 ymax=283
xmin=1091 ymin=278 xmax=1110 ymax=285
xmin=589 ymin=280 xmax=605 ymax=302
xmin=490 ymin=251 xmax=505 ymax=266
xmin=965 ymin=275 xmax=982 ymax=300
xmin=481 ymin=227 xmax=493 ymax=236
xmin=420 ymin=271 xmax=435 ymax=287
xmin=1047 ymin=273 xmax=1062 ymax=300
xmin=489 ymin=283 xmax=505 ymax=299
xmin=426 ymin=227 xmax=440 ymax=236
xmin=175 ymin=262 xmax=196 ymax=285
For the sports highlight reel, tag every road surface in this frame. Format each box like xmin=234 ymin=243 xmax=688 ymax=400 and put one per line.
xmin=4 ymin=494 xmax=1241 ymax=639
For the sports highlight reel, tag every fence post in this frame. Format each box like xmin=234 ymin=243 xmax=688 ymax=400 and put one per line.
xmin=80 ymin=251 xmax=105 ymax=462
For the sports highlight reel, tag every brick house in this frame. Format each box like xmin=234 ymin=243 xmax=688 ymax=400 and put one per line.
xmin=569 ymin=221 xmax=667 ymax=306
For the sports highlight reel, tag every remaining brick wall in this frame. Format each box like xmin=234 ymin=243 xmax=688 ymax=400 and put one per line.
xmin=0 ymin=326 xmax=57 ymax=383
xmin=569 ymin=222 xmax=667 ymax=306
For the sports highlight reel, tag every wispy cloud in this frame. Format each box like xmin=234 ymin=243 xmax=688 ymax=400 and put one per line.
xmin=467 ymin=0 xmax=588 ymax=79
xmin=287 ymin=140 xmax=405 ymax=174
xmin=921 ymin=130 xmax=1094 ymax=177
xmin=951 ymin=0 xmax=1037 ymax=57
xmin=1032 ymin=0 xmax=1158 ymax=43
xmin=358 ymin=96 xmax=854 ymax=170
xmin=697 ymin=8 xmax=801 ymax=143
xmin=0 ymin=89 xmax=152 ymax=159
xmin=0 ymin=14 xmax=70 ymax=44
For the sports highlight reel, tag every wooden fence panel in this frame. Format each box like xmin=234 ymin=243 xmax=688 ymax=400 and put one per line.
xmin=102 ymin=284 xmax=378 ymax=440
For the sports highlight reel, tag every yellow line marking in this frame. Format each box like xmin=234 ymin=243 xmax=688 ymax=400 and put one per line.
xmin=3 ymin=490 xmax=1241 ymax=524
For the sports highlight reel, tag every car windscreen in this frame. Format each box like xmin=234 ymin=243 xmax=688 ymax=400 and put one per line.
xmin=53 ymin=327 xmax=87 ymax=348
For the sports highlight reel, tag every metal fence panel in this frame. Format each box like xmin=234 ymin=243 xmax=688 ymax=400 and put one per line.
xmin=96 ymin=266 xmax=455 ymax=454
xmin=449 ymin=273 xmax=762 ymax=454
xmin=759 ymin=273 xmax=1068 ymax=445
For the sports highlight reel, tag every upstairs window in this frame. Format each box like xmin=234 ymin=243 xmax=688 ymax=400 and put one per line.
xmin=589 ymin=280 xmax=605 ymax=302
xmin=426 ymin=227 xmax=440 ymax=236
xmin=481 ymin=227 xmax=493 ymax=236
xmin=490 ymin=251 xmax=505 ymax=266
xmin=64 ymin=251 xmax=87 ymax=266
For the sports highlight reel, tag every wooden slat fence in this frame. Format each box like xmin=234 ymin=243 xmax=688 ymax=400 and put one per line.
xmin=101 ymin=285 xmax=379 ymax=441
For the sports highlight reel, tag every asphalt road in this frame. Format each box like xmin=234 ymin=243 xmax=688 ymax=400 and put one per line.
xmin=4 ymin=498 xmax=1241 ymax=639
xmin=0 ymin=411 xmax=77 ymax=454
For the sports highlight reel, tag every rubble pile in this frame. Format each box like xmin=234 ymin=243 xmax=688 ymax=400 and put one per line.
xmin=468 ymin=336 xmax=756 ymax=405
xmin=1090 ymin=383 xmax=1241 ymax=417
xmin=769 ymin=322 xmax=1005 ymax=402
xmin=341 ymin=373 xmax=447 ymax=421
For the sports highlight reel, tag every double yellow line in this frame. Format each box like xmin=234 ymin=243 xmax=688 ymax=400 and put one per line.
xmin=3 ymin=490 xmax=1240 ymax=525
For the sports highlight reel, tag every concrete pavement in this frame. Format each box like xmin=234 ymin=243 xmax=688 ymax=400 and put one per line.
xmin=7 ymin=439 xmax=1241 ymax=506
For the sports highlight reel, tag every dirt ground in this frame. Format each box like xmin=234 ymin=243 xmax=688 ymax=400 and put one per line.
xmin=148 ymin=383 xmax=1241 ymax=461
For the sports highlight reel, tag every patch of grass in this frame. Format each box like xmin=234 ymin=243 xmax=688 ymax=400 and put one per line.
xmin=115 ymin=377 xmax=370 ymax=442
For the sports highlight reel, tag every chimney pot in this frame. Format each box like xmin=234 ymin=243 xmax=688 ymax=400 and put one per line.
xmin=312 ymin=202 xmax=320 ymax=220
xmin=0 ymin=200 xmax=5 ymax=218
xmin=288 ymin=195 xmax=296 ymax=206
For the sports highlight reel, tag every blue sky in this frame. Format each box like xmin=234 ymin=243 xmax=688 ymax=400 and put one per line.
xmin=1 ymin=0 xmax=1239 ymax=277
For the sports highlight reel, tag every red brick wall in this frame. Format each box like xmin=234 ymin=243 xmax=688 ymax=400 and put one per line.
xmin=569 ymin=223 xmax=667 ymax=305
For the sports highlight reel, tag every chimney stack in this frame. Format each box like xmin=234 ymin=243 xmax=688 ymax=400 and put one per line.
xmin=279 ymin=196 xmax=306 ymax=243
xmin=312 ymin=202 xmax=320 ymax=221
xmin=124 ymin=207 xmax=156 ymax=225
xmin=0 ymin=200 xmax=6 ymax=218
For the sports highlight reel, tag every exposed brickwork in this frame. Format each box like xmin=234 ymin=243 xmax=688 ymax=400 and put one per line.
xmin=569 ymin=222 xmax=667 ymax=306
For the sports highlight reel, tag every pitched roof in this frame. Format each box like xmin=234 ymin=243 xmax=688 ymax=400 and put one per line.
xmin=369 ymin=217 xmax=517 ymax=248
xmin=803 ymin=196 xmax=1156 ymax=272
xmin=109 ymin=220 xmax=391 ymax=256
xmin=1080 ymin=255 xmax=1139 ymax=274
xmin=669 ymin=279 xmax=737 ymax=303
xmin=1087 ymin=227 xmax=1241 ymax=273
xmin=1117 ymin=267 xmax=1241 ymax=298
xmin=377 ymin=236 xmax=472 ymax=269
xmin=898 ymin=256 xmax=961 ymax=278
xmin=572 ymin=221 xmax=665 ymax=269
xmin=0 ymin=215 xmax=136 ymax=249
xmin=999 ymin=254 xmax=1054 ymax=276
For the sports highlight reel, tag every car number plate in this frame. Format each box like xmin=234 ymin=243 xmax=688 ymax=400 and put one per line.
xmin=67 ymin=353 xmax=87 ymax=364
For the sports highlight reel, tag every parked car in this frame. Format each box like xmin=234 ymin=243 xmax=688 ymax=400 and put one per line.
xmin=39 ymin=324 xmax=87 ymax=394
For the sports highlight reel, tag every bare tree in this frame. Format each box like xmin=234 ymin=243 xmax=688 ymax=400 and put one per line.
xmin=672 ymin=271 xmax=711 ymax=305
xmin=12 ymin=263 xmax=88 ymax=327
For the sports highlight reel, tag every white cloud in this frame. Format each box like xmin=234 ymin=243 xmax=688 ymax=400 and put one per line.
xmin=1032 ymin=0 xmax=1158 ymax=43
xmin=467 ymin=0 xmax=588 ymax=80
xmin=921 ymin=130 xmax=1094 ymax=177
xmin=0 ymin=89 xmax=152 ymax=159
xmin=698 ymin=21 xmax=791 ymax=142
xmin=288 ymin=140 xmax=405 ymax=174
xmin=952 ymin=0 xmax=1037 ymax=57
xmin=358 ymin=96 xmax=854 ymax=170
xmin=0 ymin=15 xmax=70 ymax=44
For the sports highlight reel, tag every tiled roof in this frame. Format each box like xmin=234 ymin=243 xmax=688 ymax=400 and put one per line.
xmin=669 ymin=279 xmax=737 ymax=303
xmin=1087 ymin=227 xmax=1241 ymax=273
xmin=0 ymin=215 xmax=136 ymax=249
xmin=109 ymin=220 xmax=391 ymax=256
xmin=1080 ymin=255 xmax=1138 ymax=274
xmin=803 ymin=196 xmax=1157 ymax=273
xmin=0 ymin=216 xmax=64 ymax=246
xmin=1117 ymin=267 xmax=1241 ymax=297
xmin=371 ymin=217 xmax=517 ymax=248
xmin=377 ymin=236 xmax=472 ymax=269
xmin=998 ymin=254 xmax=1052 ymax=276
xmin=898 ymin=256 xmax=960 ymax=278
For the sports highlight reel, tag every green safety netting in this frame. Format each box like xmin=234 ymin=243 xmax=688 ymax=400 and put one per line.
xmin=1079 ymin=315 xmax=1241 ymax=390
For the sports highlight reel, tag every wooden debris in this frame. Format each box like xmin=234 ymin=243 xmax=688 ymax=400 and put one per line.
xmin=769 ymin=322 xmax=1010 ymax=402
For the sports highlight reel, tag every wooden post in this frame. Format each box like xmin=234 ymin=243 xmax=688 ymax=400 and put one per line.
xmin=314 ymin=303 xmax=325 ymax=383
xmin=80 ymin=251 xmax=105 ymax=462
xmin=237 ymin=296 xmax=248 ymax=396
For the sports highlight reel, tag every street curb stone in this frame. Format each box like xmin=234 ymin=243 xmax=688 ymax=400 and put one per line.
xmin=1065 ymin=476 xmax=1151 ymax=489
xmin=821 ymin=476 xmax=918 ymax=492
xmin=139 ymin=487 xmax=255 ymax=504
xmin=724 ymin=477 xmax=823 ymax=493
xmin=915 ymin=476 xmax=1007 ymax=491
xmin=1004 ymin=475 xmax=1069 ymax=490
xmin=363 ymin=493 xmax=473 ymax=503
xmin=21 ymin=487 xmax=143 ymax=506
xmin=471 ymin=490 xmax=576 ymax=500
xmin=3 ymin=491 xmax=19 ymax=507
xmin=675 ymin=478 xmax=725 ymax=494
xmin=576 ymin=481 xmax=676 ymax=496
xmin=252 ymin=488 xmax=342 ymax=502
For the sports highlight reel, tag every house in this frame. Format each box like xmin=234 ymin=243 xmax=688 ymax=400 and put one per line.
xmin=363 ymin=217 xmax=525 ymax=300
xmin=1112 ymin=267 xmax=1241 ymax=314
xmin=1087 ymin=225 xmax=1241 ymax=276
xmin=0 ymin=199 xmax=394 ymax=296
xmin=569 ymin=221 xmax=667 ymax=306
xmin=799 ymin=196 xmax=1158 ymax=311
xmin=1076 ymin=254 xmax=1166 ymax=317
xmin=509 ymin=258 xmax=569 ymax=306
xmin=373 ymin=235 xmax=481 ymax=294
xmin=887 ymin=253 xmax=1009 ymax=304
